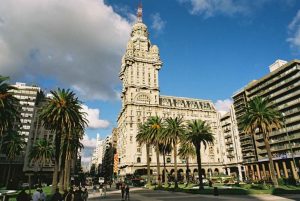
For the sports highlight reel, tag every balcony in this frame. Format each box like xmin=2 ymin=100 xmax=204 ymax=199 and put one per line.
xmin=227 ymin=153 xmax=235 ymax=158
xmin=243 ymin=146 xmax=254 ymax=152
xmin=241 ymin=140 xmax=253 ymax=146
xmin=226 ymin=140 xmax=233 ymax=145
xmin=226 ymin=147 xmax=234 ymax=151
xmin=224 ymin=134 xmax=232 ymax=139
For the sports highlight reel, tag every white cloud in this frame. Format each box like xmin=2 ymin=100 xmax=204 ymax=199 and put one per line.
xmin=178 ymin=0 xmax=276 ymax=18
xmin=0 ymin=0 xmax=133 ymax=100
xmin=287 ymin=10 xmax=300 ymax=50
xmin=81 ymin=134 xmax=97 ymax=148
xmin=81 ymin=105 xmax=110 ymax=129
xmin=150 ymin=13 xmax=166 ymax=32
xmin=214 ymin=99 xmax=233 ymax=115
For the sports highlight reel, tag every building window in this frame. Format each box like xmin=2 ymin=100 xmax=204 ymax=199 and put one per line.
xmin=137 ymin=157 xmax=141 ymax=163
xmin=166 ymin=157 xmax=171 ymax=163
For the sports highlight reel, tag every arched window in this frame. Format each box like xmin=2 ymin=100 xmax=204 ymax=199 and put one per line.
xmin=137 ymin=157 xmax=141 ymax=163
xmin=166 ymin=157 xmax=171 ymax=163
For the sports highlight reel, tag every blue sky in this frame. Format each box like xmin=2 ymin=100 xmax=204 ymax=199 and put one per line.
xmin=1 ymin=0 xmax=300 ymax=164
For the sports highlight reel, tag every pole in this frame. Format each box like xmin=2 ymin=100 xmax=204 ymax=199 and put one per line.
xmin=282 ymin=113 xmax=299 ymax=181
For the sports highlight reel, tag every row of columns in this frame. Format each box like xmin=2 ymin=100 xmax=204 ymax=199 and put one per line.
xmin=245 ymin=160 xmax=299 ymax=180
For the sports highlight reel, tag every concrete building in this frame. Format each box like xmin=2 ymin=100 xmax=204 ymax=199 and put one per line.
xmin=232 ymin=59 xmax=300 ymax=181
xmin=220 ymin=105 xmax=244 ymax=181
xmin=11 ymin=82 xmax=42 ymax=142
xmin=116 ymin=5 xmax=224 ymax=179
xmin=91 ymin=134 xmax=105 ymax=172
xmin=0 ymin=82 xmax=43 ymax=185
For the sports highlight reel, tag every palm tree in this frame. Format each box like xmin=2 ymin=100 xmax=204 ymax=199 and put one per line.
xmin=2 ymin=130 xmax=26 ymax=187
xmin=62 ymin=129 xmax=84 ymax=190
xmin=158 ymin=143 xmax=172 ymax=185
xmin=240 ymin=96 xmax=282 ymax=187
xmin=147 ymin=116 xmax=164 ymax=187
xmin=136 ymin=123 xmax=152 ymax=187
xmin=39 ymin=88 xmax=87 ymax=192
xmin=0 ymin=76 xmax=20 ymax=152
xmin=30 ymin=139 xmax=54 ymax=185
xmin=186 ymin=119 xmax=214 ymax=190
xmin=163 ymin=117 xmax=185 ymax=188
xmin=178 ymin=138 xmax=195 ymax=187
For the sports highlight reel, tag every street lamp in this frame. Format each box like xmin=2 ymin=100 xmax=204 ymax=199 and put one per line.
xmin=282 ymin=113 xmax=299 ymax=181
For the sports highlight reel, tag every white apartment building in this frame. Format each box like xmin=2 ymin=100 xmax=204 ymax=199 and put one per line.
xmin=219 ymin=105 xmax=244 ymax=181
xmin=116 ymin=6 xmax=224 ymax=178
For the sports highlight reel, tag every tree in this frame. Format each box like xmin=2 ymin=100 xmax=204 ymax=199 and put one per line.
xmin=39 ymin=88 xmax=87 ymax=192
xmin=186 ymin=119 xmax=214 ymax=190
xmin=29 ymin=139 xmax=54 ymax=185
xmin=240 ymin=96 xmax=282 ymax=187
xmin=163 ymin=117 xmax=185 ymax=188
xmin=147 ymin=116 xmax=164 ymax=187
xmin=2 ymin=130 xmax=26 ymax=187
xmin=178 ymin=138 xmax=195 ymax=186
xmin=136 ymin=122 xmax=152 ymax=187
xmin=158 ymin=143 xmax=172 ymax=185
xmin=0 ymin=76 xmax=20 ymax=152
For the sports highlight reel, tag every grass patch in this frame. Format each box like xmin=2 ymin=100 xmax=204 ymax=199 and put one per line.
xmin=154 ymin=184 xmax=300 ymax=195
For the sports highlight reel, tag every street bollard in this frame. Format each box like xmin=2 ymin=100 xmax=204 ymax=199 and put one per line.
xmin=213 ymin=187 xmax=219 ymax=196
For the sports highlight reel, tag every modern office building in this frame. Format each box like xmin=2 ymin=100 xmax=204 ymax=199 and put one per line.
xmin=0 ymin=82 xmax=43 ymax=185
xmin=116 ymin=5 xmax=224 ymax=178
xmin=11 ymin=82 xmax=42 ymax=142
xmin=233 ymin=59 xmax=300 ymax=181
xmin=220 ymin=105 xmax=244 ymax=181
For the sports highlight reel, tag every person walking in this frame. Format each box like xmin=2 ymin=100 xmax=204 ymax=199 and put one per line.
xmin=74 ymin=187 xmax=83 ymax=201
xmin=82 ymin=188 xmax=88 ymax=201
xmin=121 ymin=183 xmax=125 ymax=201
xmin=125 ymin=185 xmax=130 ymax=201
xmin=16 ymin=189 xmax=30 ymax=201
xmin=51 ymin=188 xmax=62 ymax=201
xmin=99 ymin=183 xmax=103 ymax=198
xmin=65 ymin=187 xmax=74 ymax=201
xmin=40 ymin=189 xmax=46 ymax=201
xmin=32 ymin=188 xmax=41 ymax=201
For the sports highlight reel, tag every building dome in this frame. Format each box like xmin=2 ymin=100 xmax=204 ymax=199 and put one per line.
xmin=131 ymin=22 xmax=148 ymax=38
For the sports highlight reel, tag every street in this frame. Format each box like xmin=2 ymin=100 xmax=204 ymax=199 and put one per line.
xmin=88 ymin=188 xmax=300 ymax=201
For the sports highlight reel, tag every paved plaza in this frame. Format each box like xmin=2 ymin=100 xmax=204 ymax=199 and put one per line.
xmin=88 ymin=188 xmax=300 ymax=201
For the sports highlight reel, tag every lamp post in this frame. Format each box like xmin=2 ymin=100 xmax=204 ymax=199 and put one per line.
xmin=282 ymin=113 xmax=299 ymax=181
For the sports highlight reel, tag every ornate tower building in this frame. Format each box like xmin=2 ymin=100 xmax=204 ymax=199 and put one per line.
xmin=117 ymin=5 xmax=224 ymax=178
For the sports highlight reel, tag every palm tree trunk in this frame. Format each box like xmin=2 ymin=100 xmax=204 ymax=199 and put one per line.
xmin=186 ymin=157 xmax=190 ymax=187
xmin=59 ymin=169 xmax=64 ymax=192
xmin=155 ymin=145 xmax=161 ymax=187
xmin=163 ymin=152 xmax=167 ymax=185
xmin=64 ymin=159 xmax=71 ymax=191
xmin=146 ymin=144 xmax=151 ymax=187
xmin=173 ymin=141 xmax=178 ymax=189
xmin=196 ymin=145 xmax=203 ymax=190
xmin=5 ymin=161 xmax=12 ymax=187
xmin=52 ymin=161 xmax=59 ymax=192
xmin=63 ymin=159 xmax=69 ymax=191
xmin=264 ymin=133 xmax=278 ymax=187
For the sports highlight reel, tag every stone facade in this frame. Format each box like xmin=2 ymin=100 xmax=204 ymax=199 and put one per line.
xmin=116 ymin=7 xmax=224 ymax=178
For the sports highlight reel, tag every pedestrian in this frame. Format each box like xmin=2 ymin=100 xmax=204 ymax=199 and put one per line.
xmin=16 ymin=189 xmax=30 ymax=201
xmin=121 ymin=183 xmax=125 ymax=200
xmin=74 ymin=187 xmax=83 ymax=201
xmin=65 ymin=187 xmax=74 ymax=201
xmin=99 ymin=183 xmax=103 ymax=198
xmin=32 ymin=188 xmax=41 ymax=201
xmin=93 ymin=185 xmax=97 ymax=194
xmin=40 ymin=189 xmax=46 ymax=201
xmin=51 ymin=188 xmax=62 ymax=201
xmin=82 ymin=188 xmax=88 ymax=201
xmin=125 ymin=185 xmax=130 ymax=200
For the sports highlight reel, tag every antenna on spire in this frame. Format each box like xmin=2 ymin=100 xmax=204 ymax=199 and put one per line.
xmin=137 ymin=2 xmax=142 ymax=23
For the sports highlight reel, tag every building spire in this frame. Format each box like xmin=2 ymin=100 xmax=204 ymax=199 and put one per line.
xmin=137 ymin=2 xmax=142 ymax=23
